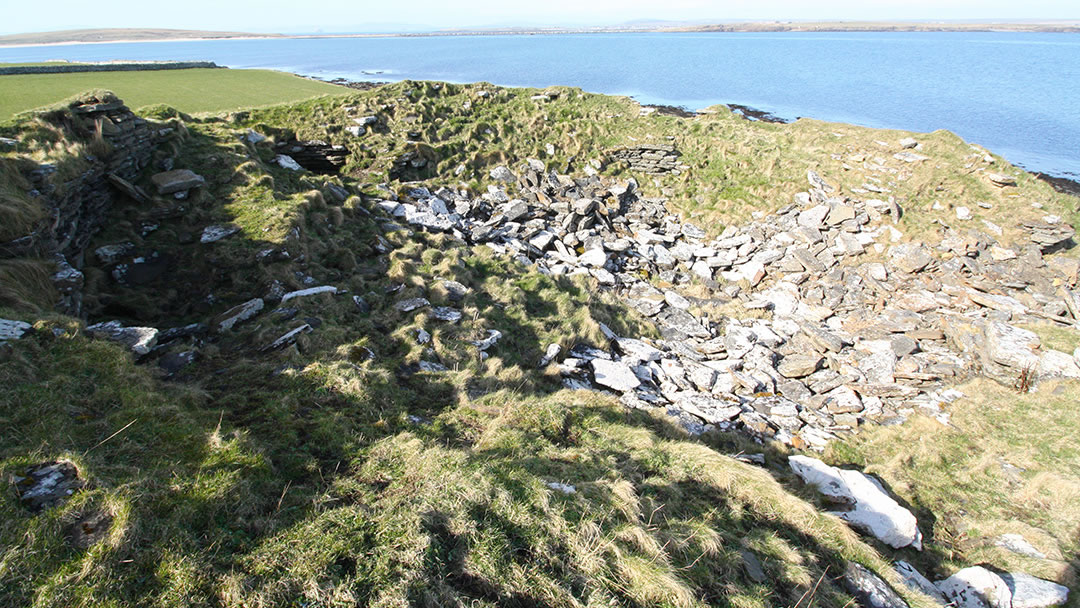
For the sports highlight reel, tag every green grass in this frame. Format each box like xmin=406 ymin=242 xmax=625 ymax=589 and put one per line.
xmin=1 ymin=320 xmax=939 ymax=607
xmin=1 ymin=81 xmax=1077 ymax=606
xmin=241 ymin=81 xmax=1079 ymax=246
xmin=826 ymin=378 xmax=1080 ymax=604
xmin=0 ymin=68 xmax=348 ymax=120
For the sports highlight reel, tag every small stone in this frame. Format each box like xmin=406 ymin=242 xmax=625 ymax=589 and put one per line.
xmin=777 ymin=353 xmax=823 ymax=378
xmin=956 ymin=206 xmax=972 ymax=221
xmin=150 ymin=169 xmax=205 ymax=194
xmin=262 ymin=324 xmax=312 ymax=351
xmin=200 ymin=224 xmax=241 ymax=243
xmin=987 ymin=172 xmax=1017 ymax=187
xmin=275 ymin=155 xmax=303 ymax=171
xmin=215 ymin=298 xmax=264 ymax=331
xmin=994 ymin=534 xmax=1047 ymax=560
xmin=395 ymin=297 xmax=431 ymax=312
xmin=895 ymin=561 xmax=947 ymax=604
xmin=440 ymin=280 xmax=469 ymax=302
xmin=0 ymin=318 xmax=33 ymax=341
xmin=539 ymin=343 xmax=562 ymax=367
xmin=281 ymin=285 xmax=338 ymax=303
xmin=14 ymin=461 xmax=83 ymax=512
xmin=936 ymin=567 xmax=1013 ymax=608
xmin=490 ymin=166 xmax=515 ymax=182
xmin=1001 ymin=572 xmax=1069 ymax=608
xmin=842 ymin=562 xmax=911 ymax=608
xmin=546 ymin=481 xmax=576 ymax=494
xmin=470 ymin=329 xmax=502 ymax=351
xmin=899 ymin=137 xmax=919 ymax=149
xmin=86 ymin=321 xmax=158 ymax=355
xmin=94 ymin=242 xmax=135 ymax=265
xmin=431 ymin=307 xmax=463 ymax=323
xmin=579 ymin=248 xmax=608 ymax=268
xmin=418 ymin=361 xmax=448 ymax=372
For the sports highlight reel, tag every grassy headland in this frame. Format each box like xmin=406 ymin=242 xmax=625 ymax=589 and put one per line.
xmin=0 ymin=78 xmax=1076 ymax=607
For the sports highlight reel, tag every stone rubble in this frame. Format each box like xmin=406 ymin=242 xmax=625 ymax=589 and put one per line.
xmin=374 ymin=163 xmax=1080 ymax=448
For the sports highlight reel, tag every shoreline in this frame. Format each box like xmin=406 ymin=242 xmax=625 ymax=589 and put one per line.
xmin=304 ymin=76 xmax=1080 ymax=191
xmin=3 ymin=22 xmax=1080 ymax=47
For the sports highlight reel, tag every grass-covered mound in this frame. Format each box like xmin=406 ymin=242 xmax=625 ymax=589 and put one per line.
xmin=1 ymin=80 xmax=1077 ymax=607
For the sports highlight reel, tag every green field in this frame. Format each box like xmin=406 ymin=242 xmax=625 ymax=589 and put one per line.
xmin=0 ymin=68 xmax=348 ymax=120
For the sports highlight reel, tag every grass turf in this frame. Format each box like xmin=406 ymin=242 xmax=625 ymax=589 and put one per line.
xmin=0 ymin=68 xmax=348 ymax=120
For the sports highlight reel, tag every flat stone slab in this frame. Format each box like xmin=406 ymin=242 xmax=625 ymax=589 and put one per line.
xmin=150 ymin=169 xmax=205 ymax=195
xmin=215 ymin=298 xmax=264 ymax=332
xmin=14 ymin=461 xmax=84 ymax=512
xmin=281 ymin=286 xmax=338 ymax=303
xmin=590 ymin=359 xmax=641 ymax=392
xmin=843 ymin=561 xmax=911 ymax=608
xmin=0 ymin=318 xmax=32 ymax=341
xmin=395 ymin=297 xmax=431 ymax=313
xmin=200 ymin=224 xmax=241 ymax=244
xmin=86 ymin=320 xmax=158 ymax=355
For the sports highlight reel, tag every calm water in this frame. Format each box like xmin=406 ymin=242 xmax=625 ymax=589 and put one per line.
xmin=2 ymin=32 xmax=1079 ymax=178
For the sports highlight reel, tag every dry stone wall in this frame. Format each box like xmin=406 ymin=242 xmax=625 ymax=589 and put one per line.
xmin=1 ymin=96 xmax=157 ymax=315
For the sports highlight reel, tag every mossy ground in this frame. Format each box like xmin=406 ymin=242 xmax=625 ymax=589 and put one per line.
xmin=0 ymin=79 xmax=1077 ymax=606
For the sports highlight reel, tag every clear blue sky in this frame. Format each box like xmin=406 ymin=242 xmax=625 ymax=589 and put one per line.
xmin=4 ymin=0 xmax=1078 ymax=35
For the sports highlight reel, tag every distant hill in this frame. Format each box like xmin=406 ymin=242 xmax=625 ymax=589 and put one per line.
xmin=0 ymin=28 xmax=282 ymax=46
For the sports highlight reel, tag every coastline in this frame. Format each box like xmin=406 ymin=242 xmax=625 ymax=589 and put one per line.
xmin=3 ymin=21 xmax=1079 ymax=47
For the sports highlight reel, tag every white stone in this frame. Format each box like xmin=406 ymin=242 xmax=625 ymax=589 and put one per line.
xmin=591 ymin=359 xmax=641 ymax=392
xmin=0 ymin=318 xmax=32 ymax=341
xmin=985 ymin=322 xmax=1041 ymax=370
xmin=201 ymin=224 xmax=241 ymax=244
xmin=799 ymin=205 xmax=830 ymax=228
xmin=691 ymin=260 xmax=714 ymax=281
xmin=1037 ymin=350 xmax=1080 ymax=379
xmin=395 ymin=297 xmax=431 ymax=313
xmin=936 ymin=567 xmax=1013 ymax=608
xmin=470 ymin=329 xmax=502 ymax=351
xmin=281 ymin=286 xmax=338 ymax=303
xmin=216 ymin=298 xmax=264 ymax=331
xmin=789 ymin=455 xmax=922 ymax=549
xmin=1003 ymin=572 xmax=1069 ymax=608
xmin=956 ymin=206 xmax=973 ymax=221
xmin=579 ymin=248 xmax=608 ymax=268
xmin=86 ymin=321 xmax=159 ymax=356
xmin=274 ymin=155 xmax=303 ymax=171
xmin=994 ymin=534 xmax=1046 ymax=559
xmin=895 ymin=560 xmax=947 ymax=604
xmin=664 ymin=290 xmax=691 ymax=310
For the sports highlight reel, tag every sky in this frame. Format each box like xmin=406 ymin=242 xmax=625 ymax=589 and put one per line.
xmin=3 ymin=0 xmax=1078 ymax=35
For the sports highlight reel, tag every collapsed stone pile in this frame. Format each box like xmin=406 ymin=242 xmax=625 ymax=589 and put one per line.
xmin=378 ymin=161 xmax=1080 ymax=448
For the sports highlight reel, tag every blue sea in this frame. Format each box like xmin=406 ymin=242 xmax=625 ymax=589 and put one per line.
xmin=2 ymin=32 xmax=1078 ymax=178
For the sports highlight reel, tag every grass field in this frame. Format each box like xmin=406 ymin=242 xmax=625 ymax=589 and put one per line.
xmin=0 ymin=68 xmax=348 ymax=120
